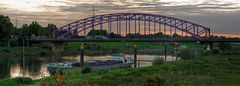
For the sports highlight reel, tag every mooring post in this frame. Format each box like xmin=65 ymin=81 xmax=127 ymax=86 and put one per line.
xmin=134 ymin=45 xmax=137 ymax=68
xmin=80 ymin=43 xmax=84 ymax=69
xmin=164 ymin=42 xmax=167 ymax=61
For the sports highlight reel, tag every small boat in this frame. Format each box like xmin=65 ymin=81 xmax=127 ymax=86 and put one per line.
xmin=47 ymin=62 xmax=74 ymax=74
xmin=112 ymin=53 xmax=131 ymax=63
xmin=47 ymin=54 xmax=133 ymax=74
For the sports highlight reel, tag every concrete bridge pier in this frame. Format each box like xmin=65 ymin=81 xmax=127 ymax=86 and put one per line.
xmin=51 ymin=42 xmax=65 ymax=56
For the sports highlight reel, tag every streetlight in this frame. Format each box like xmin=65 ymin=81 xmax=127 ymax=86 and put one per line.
xmin=11 ymin=35 xmax=25 ymax=79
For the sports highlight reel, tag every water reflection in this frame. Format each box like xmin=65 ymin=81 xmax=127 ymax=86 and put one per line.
xmin=0 ymin=57 xmax=50 ymax=80
xmin=9 ymin=63 xmax=50 ymax=80
xmin=0 ymin=58 xmax=11 ymax=79
xmin=0 ymin=55 xmax=177 ymax=80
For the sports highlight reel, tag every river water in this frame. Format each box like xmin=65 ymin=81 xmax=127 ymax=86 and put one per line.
xmin=0 ymin=55 xmax=177 ymax=80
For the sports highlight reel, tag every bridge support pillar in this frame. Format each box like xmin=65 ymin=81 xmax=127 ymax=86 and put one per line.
xmin=134 ymin=45 xmax=137 ymax=68
xmin=52 ymin=42 xmax=65 ymax=56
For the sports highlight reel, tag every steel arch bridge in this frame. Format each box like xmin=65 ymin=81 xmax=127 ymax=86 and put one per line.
xmin=53 ymin=13 xmax=210 ymax=39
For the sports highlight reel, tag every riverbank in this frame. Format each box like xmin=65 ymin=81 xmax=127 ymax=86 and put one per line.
xmin=14 ymin=54 xmax=240 ymax=86
xmin=0 ymin=42 xmax=204 ymax=58
xmin=1 ymin=42 xmax=240 ymax=86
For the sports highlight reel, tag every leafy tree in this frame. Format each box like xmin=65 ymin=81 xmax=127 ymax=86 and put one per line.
xmin=44 ymin=24 xmax=57 ymax=38
xmin=0 ymin=15 xmax=14 ymax=40
xmin=21 ymin=24 xmax=30 ymax=38
xmin=28 ymin=21 xmax=42 ymax=36
xmin=172 ymin=33 xmax=180 ymax=38
xmin=108 ymin=32 xmax=121 ymax=38
xmin=178 ymin=48 xmax=196 ymax=60
xmin=18 ymin=22 xmax=57 ymax=38
xmin=87 ymin=29 xmax=108 ymax=36
xmin=126 ymin=33 xmax=137 ymax=38
xmin=154 ymin=32 xmax=164 ymax=37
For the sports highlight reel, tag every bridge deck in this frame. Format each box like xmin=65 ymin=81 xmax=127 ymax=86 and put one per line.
xmin=27 ymin=38 xmax=240 ymax=42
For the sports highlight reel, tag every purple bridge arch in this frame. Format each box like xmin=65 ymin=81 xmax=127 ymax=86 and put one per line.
xmin=53 ymin=13 xmax=210 ymax=39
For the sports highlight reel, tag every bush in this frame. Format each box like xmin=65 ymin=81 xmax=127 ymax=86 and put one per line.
xmin=178 ymin=48 xmax=193 ymax=60
xmin=218 ymin=42 xmax=232 ymax=51
xmin=143 ymin=74 xmax=165 ymax=86
xmin=39 ymin=51 xmax=47 ymax=57
xmin=178 ymin=47 xmax=205 ymax=60
xmin=2 ymin=48 xmax=10 ymax=53
xmin=82 ymin=67 xmax=91 ymax=74
xmin=211 ymin=49 xmax=219 ymax=54
xmin=153 ymin=57 xmax=164 ymax=65
xmin=0 ymin=77 xmax=33 ymax=86
xmin=12 ymin=77 xmax=33 ymax=84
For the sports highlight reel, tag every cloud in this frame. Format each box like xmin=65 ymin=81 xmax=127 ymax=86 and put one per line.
xmin=0 ymin=0 xmax=240 ymax=34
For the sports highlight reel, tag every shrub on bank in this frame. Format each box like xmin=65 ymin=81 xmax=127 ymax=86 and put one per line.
xmin=178 ymin=48 xmax=194 ymax=60
xmin=82 ymin=67 xmax=91 ymax=74
xmin=143 ymin=74 xmax=165 ymax=86
xmin=0 ymin=77 xmax=33 ymax=86
xmin=178 ymin=47 xmax=205 ymax=60
xmin=12 ymin=77 xmax=33 ymax=84
xmin=152 ymin=57 xmax=164 ymax=65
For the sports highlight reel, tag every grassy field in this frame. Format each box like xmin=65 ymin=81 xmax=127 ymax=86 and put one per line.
xmin=0 ymin=46 xmax=51 ymax=58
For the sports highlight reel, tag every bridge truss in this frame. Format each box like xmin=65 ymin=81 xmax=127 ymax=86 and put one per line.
xmin=53 ymin=13 xmax=210 ymax=39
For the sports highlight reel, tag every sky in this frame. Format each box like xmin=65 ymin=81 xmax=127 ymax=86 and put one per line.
xmin=0 ymin=0 xmax=240 ymax=35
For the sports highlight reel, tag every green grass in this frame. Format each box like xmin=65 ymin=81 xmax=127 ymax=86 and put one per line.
xmin=0 ymin=77 xmax=34 ymax=86
xmin=0 ymin=46 xmax=51 ymax=58
xmin=38 ymin=54 xmax=240 ymax=86
xmin=66 ymin=42 xmax=204 ymax=49
xmin=66 ymin=42 xmax=165 ymax=49
xmin=64 ymin=42 xmax=204 ymax=56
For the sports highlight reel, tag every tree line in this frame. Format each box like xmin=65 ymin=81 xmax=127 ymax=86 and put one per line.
xmin=83 ymin=29 xmax=182 ymax=38
xmin=0 ymin=14 xmax=57 ymax=41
